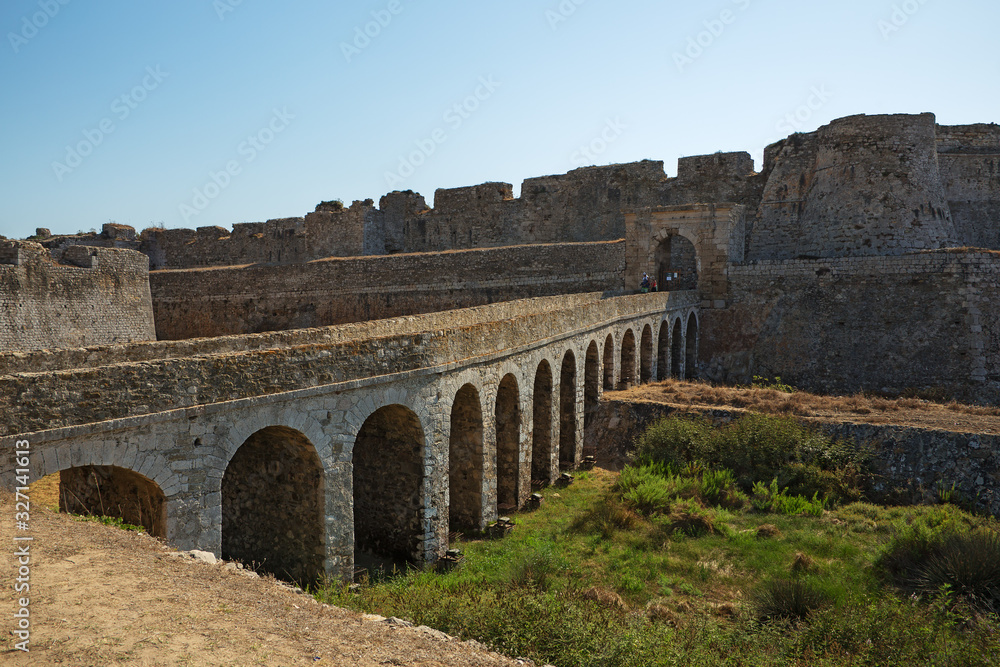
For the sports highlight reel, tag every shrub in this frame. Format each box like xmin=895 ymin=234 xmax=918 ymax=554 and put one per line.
xmin=751 ymin=479 xmax=825 ymax=516
xmin=750 ymin=375 xmax=796 ymax=393
xmin=751 ymin=579 xmax=830 ymax=622
xmin=581 ymin=586 xmax=627 ymax=610
xmin=666 ymin=498 xmax=718 ymax=537
xmin=879 ymin=527 xmax=1000 ymax=614
xmin=570 ymin=493 xmax=638 ymax=538
xmin=617 ymin=465 xmax=675 ymax=515
xmin=918 ymin=531 xmax=1000 ymax=613
xmin=508 ymin=548 xmax=563 ymax=591
xmin=635 ymin=415 xmax=712 ymax=468
xmin=633 ymin=413 xmax=872 ymax=505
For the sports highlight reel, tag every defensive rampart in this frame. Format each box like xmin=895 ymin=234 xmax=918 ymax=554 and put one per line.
xmin=149 ymin=241 xmax=626 ymax=340
xmin=0 ymin=241 xmax=155 ymax=352
xmin=700 ymin=250 xmax=1000 ymax=402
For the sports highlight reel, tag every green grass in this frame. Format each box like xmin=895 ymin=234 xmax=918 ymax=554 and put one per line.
xmin=71 ymin=513 xmax=146 ymax=532
xmin=315 ymin=468 xmax=1000 ymax=667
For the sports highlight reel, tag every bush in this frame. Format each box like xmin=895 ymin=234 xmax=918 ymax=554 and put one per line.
xmin=509 ymin=551 xmax=562 ymax=591
xmin=615 ymin=464 xmax=746 ymax=516
xmin=666 ymin=498 xmax=718 ymax=537
xmin=879 ymin=527 xmax=1000 ymax=614
xmin=570 ymin=493 xmax=638 ymax=538
xmin=635 ymin=415 xmax=712 ymax=468
xmin=751 ymin=579 xmax=830 ymax=622
xmin=751 ymin=479 xmax=825 ymax=517
xmin=632 ymin=413 xmax=872 ymax=505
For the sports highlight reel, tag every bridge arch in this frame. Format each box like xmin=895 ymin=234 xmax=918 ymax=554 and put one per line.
xmin=27 ymin=434 xmax=180 ymax=540
xmin=59 ymin=465 xmax=167 ymax=538
xmin=584 ymin=340 xmax=600 ymax=430
xmin=602 ymin=334 xmax=615 ymax=390
xmin=671 ymin=318 xmax=684 ymax=379
xmin=449 ymin=384 xmax=484 ymax=532
xmin=222 ymin=425 xmax=324 ymax=583
xmin=640 ymin=324 xmax=654 ymax=383
xmin=495 ymin=374 xmax=521 ymax=512
xmin=353 ymin=404 xmax=425 ymax=565
xmin=619 ymin=329 xmax=637 ymax=389
xmin=559 ymin=350 xmax=578 ymax=470
xmin=532 ymin=359 xmax=555 ymax=485
xmin=657 ymin=318 xmax=671 ymax=380
xmin=686 ymin=312 xmax=699 ymax=380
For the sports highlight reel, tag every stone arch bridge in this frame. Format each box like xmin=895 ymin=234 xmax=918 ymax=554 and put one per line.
xmin=1 ymin=291 xmax=698 ymax=581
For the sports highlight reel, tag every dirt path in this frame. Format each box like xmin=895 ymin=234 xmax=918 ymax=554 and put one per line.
xmin=0 ymin=494 xmax=528 ymax=667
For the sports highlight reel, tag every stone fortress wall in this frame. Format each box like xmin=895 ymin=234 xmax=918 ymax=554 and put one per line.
xmin=150 ymin=241 xmax=625 ymax=340
xmin=36 ymin=113 xmax=999 ymax=271
xmin=14 ymin=112 xmax=1000 ymax=399
xmin=0 ymin=240 xmax=155 ymax=352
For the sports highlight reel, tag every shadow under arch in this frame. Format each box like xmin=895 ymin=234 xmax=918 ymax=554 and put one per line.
xmin=657 ymin=319 xmax=671 ymax=381
xmin=619 ymin=329 xmax=636 ymax=389
xmin=686 ymin=312 xmax=699 ymax=380
xmin=655 ymin=233 xmax=699 ymax=291
xmin=222 ymin=425 xmax=325 ymax=584
xmin=671 ymin=319 xmax=683 ymax=379
xmin=559 ymin=350 xmax=577 ymax=470
xmin=602 ymin=334 xmax=615 ymax=391
xmin=353 ymin=405 xmax=425 ymax=567
xmin=59 ymin=465 xmax=167 ymax=538
xmin=450 ymin=384 xmax=484 ymax=532
xmin=584 ymin=341 xmax=600 ymax=430
xmin=532 ymin=359 xmax=554 ymax=485
xmin=496 ymin=374 xmax=521 ymax=511
xmin=640 ymin=324 xmax=654 ymax=384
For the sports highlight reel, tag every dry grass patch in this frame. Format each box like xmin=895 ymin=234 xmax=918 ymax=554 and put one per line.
xmin=610 ymin=380 xmax=1000 ymax=434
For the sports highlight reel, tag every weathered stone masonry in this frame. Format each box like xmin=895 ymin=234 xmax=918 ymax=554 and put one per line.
xmin=0 ymin=241 xmax=154 ymax=352
xmin=1 ymin=292 xmax=699 ymax=580
xmin=150 ymin=241 xmax=625 ymax=340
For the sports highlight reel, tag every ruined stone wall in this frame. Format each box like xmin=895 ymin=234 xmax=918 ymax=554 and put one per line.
xmin=150 ymin=241 xmax=627 ymax=340
xmin=662 ymin=152 xmax=764 ymax=212
xmin=700 ymin=250 xmax=1000 ymax=403
xmin=0 ymin=242 xmax=155 ymax=352
xmin=37 ymin=156 xmax=764 ymax=270
xmin=370 ymin=162 xmax=673 ymax=254
xmin=748 ymin=113 xmax=960 ymax=261
xmin=140 ymin=200 xmax=376 ymax=270
xmin=936 ymin=123 xmax=1000 ymax=249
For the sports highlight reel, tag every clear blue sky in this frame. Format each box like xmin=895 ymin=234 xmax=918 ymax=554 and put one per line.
xmin=1 ymin=0 xmax=997 ymax=238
